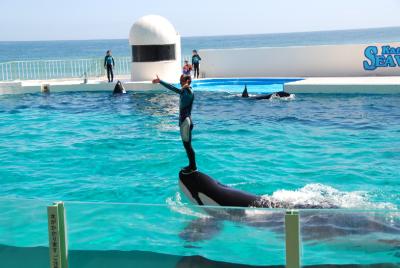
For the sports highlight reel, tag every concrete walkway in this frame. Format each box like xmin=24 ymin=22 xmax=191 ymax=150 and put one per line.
xmin=0 ymin=75 xmax=166 ymax=95
xmin=284 ymin=76 xmax=400 ymax=94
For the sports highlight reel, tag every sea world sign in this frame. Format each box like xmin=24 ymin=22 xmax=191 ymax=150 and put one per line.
xmin=363 ymin=45 xmax=400 ymax=71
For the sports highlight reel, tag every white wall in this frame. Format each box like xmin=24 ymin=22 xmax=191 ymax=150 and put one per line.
xmin=131 ymin=60 xmax=180 ymax=82
xmin=199 ymin=43 xmax=400 ymax=78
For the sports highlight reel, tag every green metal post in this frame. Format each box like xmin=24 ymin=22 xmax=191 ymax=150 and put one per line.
xmin=47 ymin=201 xmax=68 ymax=268
xmin=285 ymin=210 xmax=301 ymax=268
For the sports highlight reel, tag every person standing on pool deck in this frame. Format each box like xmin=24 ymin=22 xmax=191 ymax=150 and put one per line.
xmin=182 ymin=60 xmax=192 ymax=76
xmin=192 ymin=50 xmax=201 ymax=79
xmin=152 ymin=75 xmax=197 ymax=174
xmin=104 ymin=50 xmax=115 ymax=83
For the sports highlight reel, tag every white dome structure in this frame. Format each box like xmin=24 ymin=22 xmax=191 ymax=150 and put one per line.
xmin=129 ymin=15 xmax=177 ymax=45
xmin=129 ymin=15 xmax=181 ymax=82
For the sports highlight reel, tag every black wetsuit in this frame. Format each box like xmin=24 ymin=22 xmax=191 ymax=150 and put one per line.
xmin=104 ymin=55 xmax=115 ymax=82
xmin=192 ymin=55 xmax=201 ymax=79
xmin=159 ymin=80 xmax=196 ymax=170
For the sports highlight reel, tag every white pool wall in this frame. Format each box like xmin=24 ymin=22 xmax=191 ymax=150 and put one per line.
xmin=199 ymin=43 xmax=400 ymax=78
xmin=0 ymin=79 xmax=170 ymax=95
xmin=284 ymin=76 xmax=400 ymax=94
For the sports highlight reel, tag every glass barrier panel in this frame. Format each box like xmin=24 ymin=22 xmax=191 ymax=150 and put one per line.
xmin=0 ymin=198 xmax=50 ymax=268
xmin=300 ymin=209 xmax=400 ymax=267
xmin=3 ymin=198 xmax=397 ymax=267
xmin=65 ymin=202 xmax=286 ymax=268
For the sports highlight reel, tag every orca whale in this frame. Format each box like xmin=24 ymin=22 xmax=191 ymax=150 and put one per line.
xmin=179 ymin=170 xmax=335 ymax=209
xmin=178 ymin=171 xmax=400 ymax=244
xmin=179 ymin=170 xmax=260 ymax=207
xmin=113 ymin=80 xmax=126 ymax=94
xmin=241 ymin=85 xmax=292 ymax=100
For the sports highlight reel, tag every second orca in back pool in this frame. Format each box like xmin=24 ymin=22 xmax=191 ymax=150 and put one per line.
xmin=241 ymin=85 xmax=293 ymax=100
xmin=113 ymin=80 xmax=126 ymax=94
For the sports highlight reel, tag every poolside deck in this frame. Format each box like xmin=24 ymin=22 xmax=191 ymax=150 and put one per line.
xmin=0 ymin=76 xmax=168 ymax=95
xmin=284 ymin=76 xmax=400 ymax=94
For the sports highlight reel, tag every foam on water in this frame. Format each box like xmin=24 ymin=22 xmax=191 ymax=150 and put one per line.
xmin=270 ymin=93 xmax=296 ymax=101
xmin=166 ymin=192 xmax=210 ymax=218
xmin=260 ymin=183 xmax=397 ymax=210
xmin=168 ymin=183 xmax=396 ymax=215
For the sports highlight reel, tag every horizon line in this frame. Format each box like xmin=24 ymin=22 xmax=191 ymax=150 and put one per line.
xmin=0 ymin=25 xmax=399 ymax=43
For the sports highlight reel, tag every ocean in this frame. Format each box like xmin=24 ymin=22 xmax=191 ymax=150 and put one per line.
xmin=0 ymin=27 xmax=400 ymax=63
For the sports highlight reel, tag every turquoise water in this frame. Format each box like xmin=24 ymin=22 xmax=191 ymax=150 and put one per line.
xmin=1 ymin=200 xmax=399 ymax=266
xmin=1 ymin=81 xmax=399 ymax=207
xmin=0 ymin=79 xmax=400 ymax=265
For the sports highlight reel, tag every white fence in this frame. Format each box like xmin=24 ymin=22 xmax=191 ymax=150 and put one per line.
xmin=0 ymin=57 xmax=131 ymax=81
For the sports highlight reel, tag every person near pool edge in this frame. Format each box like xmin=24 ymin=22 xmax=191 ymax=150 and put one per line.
xmin=192 ymin=50 xmax=201 ymax=79
xmin=152 ymin=74 xmax=197 ymax=174
xmin=182 ymin=60 xmax=192 ymax=76
xmin=104 ymin=50 xmax=115 ymax=83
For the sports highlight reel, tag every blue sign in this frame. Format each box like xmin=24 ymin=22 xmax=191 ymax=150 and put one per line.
xmin=363 ymin=45 xmax=400 ymax=71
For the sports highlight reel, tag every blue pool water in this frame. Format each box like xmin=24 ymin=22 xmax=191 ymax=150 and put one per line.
xmin=191 ymin=78 xmax=301 ymax=93
xmin=0 ymin=80 xmax=398 ymax=207
xmin=0 ymin=79 xmax=399 ymax=266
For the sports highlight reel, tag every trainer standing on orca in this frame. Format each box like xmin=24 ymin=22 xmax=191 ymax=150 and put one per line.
xmin=104 ymin=50 xmax=115 ymax=83
xmin=152 ymin=75 xmax=197 ymax=174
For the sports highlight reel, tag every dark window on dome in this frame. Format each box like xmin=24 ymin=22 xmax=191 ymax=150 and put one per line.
xmin=132 ymin=44 xmax=176 ymax=62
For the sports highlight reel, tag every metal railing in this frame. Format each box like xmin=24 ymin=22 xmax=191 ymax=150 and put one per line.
xmin=0 ymin=57 xmax=131 ymax=81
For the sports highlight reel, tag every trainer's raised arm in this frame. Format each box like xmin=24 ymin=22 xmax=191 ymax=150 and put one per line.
xmin=152 ymin=75 xmax=161 ymax=84
xmin=153 ymin=75 xmax=181 ymax=94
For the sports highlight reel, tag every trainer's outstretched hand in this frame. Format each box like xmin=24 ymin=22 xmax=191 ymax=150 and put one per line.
xmin=152 ymin=75 xmax=160 ymax=84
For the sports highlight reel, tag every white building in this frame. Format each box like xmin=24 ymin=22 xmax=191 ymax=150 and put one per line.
xmin=129 ymin=15 xmax=181 ymax=82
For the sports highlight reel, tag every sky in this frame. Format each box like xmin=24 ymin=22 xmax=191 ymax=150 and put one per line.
xmin=0 ymin=0 xmax=399 ymax=41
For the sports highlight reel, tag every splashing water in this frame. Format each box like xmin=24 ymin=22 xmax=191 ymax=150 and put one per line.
xmin=166 ymin=192 xmax=211 ymax=218
xmin=260 ymin=183 xmax=397 ymax=210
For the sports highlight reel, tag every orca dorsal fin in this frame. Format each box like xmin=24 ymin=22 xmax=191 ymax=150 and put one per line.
xmin=242 ymin=85 xmax=249 ymax=98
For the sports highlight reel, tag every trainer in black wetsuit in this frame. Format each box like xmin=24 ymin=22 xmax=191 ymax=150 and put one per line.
xmin=153 ymin=75 xmax=197 ymax=174
xmin=104 ymin=50 xmax=115 ymax=83
xmin=192 ymin=50 xmax=201 ymax=79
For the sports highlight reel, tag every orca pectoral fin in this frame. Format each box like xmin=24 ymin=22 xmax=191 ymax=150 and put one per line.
xmin=179 ymin=217 xmax=223 ymax=243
